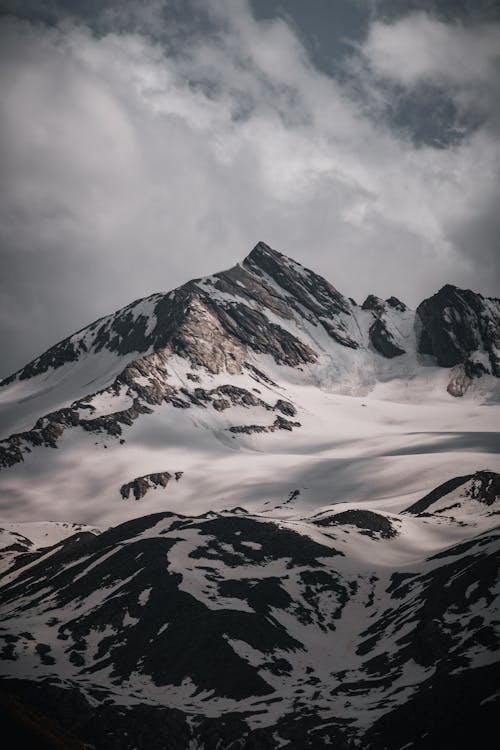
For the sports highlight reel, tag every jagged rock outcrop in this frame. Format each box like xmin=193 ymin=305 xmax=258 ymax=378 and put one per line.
xmin=2 ymin=245 xmax=498 ymax=405
xmin=0 ymin=242 xmax=352 ymax=387
xmin=0 ymin=242 xmax=498 ymax=475
xmin=120 ymin=472 xmax=173 ymax=501
xmin=242 ymin=243 xmax=360 ymax=349
xmin=362 ymin=294 xmax=407 ymax=358
xmin=416 ymin=284 xmax=500 ymax=377
xmin=0 ymin=348 xmax=295 ymax=469
xmin=362 ymin=294 xmax=386 ymax=314
xmin=274 ymin=399 xmax=297 ymax=417
xmin=368 ymin=318 xmax=405 ymax=358
xmin=386 ymin=296 xmax=407 ymax=312
xmin=228 ymin=416 xmax=301 ymax=434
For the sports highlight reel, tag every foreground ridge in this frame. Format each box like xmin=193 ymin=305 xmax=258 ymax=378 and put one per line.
xmin=0 ymin=471 xmax=499 ymax=748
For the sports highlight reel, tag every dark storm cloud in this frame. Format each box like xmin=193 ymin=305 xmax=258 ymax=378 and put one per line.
xmin=0 ymin=0 xmax=499 ymax=379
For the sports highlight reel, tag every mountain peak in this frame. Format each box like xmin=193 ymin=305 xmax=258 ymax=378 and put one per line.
xmin=242 ymin=240 xmax=298 ymax=277
xmin=417 ymin=283 xmax=500 ymax=378
xmin=243 ymin=240 xmax=283 ymax=264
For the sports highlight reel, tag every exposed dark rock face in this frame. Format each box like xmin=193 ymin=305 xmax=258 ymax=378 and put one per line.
xmin=228 ymin=424 xmax=269 ymax=434
xmin=120 ymin=472 xmax=173 ymax=501
xmin=416 ymin=284 xmax=500 ymax=377
xmin=2 ymin=242 xmax=369 ymax=393
xmin=80 ymin=401 xmax=155 ymax=435
xmin=368 ymin=318 xmax=405 ymax=358
xmin=362 ymin=294 xmax=386 ymax=314
xmin=0 ymin=676 xmax=362 ymax=750
xmin=466 ymin=471 xmax=500 ymax=504
xmin=0 ymin=512 xmax=341 ymax=706
xmin=0 ymin=407 xmax=80 ymax=469
xmin=0 ymin=346 xmax=295 ymax=470
xmin=362 ymin=663 xmax=499 ymax=750
xmin=386 ymin=296 xmax=407 ymax=312
xmin=405 ymin=470 xmax=500 ymax=514
xmin=273 ymin=416 xmax=301 ymax=431
xmin=243 ymin=242 xmax=352 ymax=322
xmin=274 ymin=399 xmax=296 ymax=416
xmin=208 ymin=297 xmax=318 ymax=367
xmin=0 ymin=397 xmax=156 ymax=469
xmin=0 ymin=243 xmax=331 ymax=387
xmin=2 ymin=665 xmax=497 ymax=750
xmin=0 ymin=243 xmax=498 ymax=475
xmin=2 ymin=245 xmax=499 ymax=404
xmin=0 ymin=683 xmax=91 ymax=750
xmin=228 ymin=416 xmax=301 ymax=434
xmin=208 ymin=384 xmax=268 ymax=409
xmin=313 ymin=509 xmax=398 ymax=539
xmin=0 ymin=500 xmax=498 ymax=750
xmin=361 ymin=294 xmax=406 ymax=358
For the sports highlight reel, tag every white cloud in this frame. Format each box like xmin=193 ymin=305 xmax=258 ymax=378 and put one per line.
xmin=0 ymin=2 xmax=499 ymax=376
xmin=361 ymin=11 xmax=500 ymax=134
xmin=363 ymin=12 xmax=500 ymax=87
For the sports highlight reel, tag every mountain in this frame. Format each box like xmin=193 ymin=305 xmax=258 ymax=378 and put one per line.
xmin=0 ymin=242 xmax=499 ymax=748
xmin=0 ymin=521 xmax=100 ymax=575
xmin=0 ymin=470 xmax=499 ymax=749
xmin=416 ymin=284 xmax=500 ymax=384
xmin=0 ymin=242 xmax=499 ymax=527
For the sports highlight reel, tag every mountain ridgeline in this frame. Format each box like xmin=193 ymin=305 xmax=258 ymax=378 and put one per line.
xmin=2 ymin=242 xmax=499 ymax=386
xmin=0 ymin=242 xmax=499 ymax=472
xmin=0 ymin=243 xmax=499 ymax=749
xmin=1 ymin=470 xmax=499 ymax=749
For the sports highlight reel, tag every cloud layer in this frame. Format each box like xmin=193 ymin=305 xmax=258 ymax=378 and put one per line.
xmin=1 ymin=0 xmax=499 ymax=377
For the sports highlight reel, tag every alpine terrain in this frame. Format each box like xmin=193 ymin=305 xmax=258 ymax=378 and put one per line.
xmin=0 ymin=242 xmax=499 ymax=749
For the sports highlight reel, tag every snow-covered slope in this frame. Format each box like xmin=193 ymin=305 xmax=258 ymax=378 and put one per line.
xmin=0 ymin=521 xmax=101 ymax=574
xmin=0 ymin=242 xmax=499 ymax=527
xmin=1 ymin=243 xmax=499 ymax=749
xmin=1 ymin=471 xmax=498 ymax=749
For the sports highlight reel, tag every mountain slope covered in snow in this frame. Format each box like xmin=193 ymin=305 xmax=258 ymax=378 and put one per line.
xmin=0 ymin=242 xmax=499 ymax=527
xmin=0 ymin=243 xmax=499 ymax=748
xmin=0 ymin=471 xmax=499 ymax=749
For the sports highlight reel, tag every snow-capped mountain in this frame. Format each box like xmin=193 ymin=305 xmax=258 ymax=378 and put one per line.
xmin=0 ymin=242 xmax=499 ymax=526
xmin=0 ymin=242 xmax=499 ymax=748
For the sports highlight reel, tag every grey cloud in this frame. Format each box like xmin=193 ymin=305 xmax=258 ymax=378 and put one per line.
xmin=445 ymin=182 xmax=500 ymax=294
xmin=373 ymin=0 xmax=500 ymax=23
xmin=0 ymin=2 xmax=499 ymax=379
xmin=360 ymin=12 xmax=500 ymax=133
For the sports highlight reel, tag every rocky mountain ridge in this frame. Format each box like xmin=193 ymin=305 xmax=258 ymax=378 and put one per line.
xmin=2 ymin=242 xmax=499 ymax=389
xmin=0 ymin=243 xmax=499 ymax=749
xmin=0 ymin=243 xmax=499 ymax=477
xmin=0 ymin=470 xmax=499 ymax=749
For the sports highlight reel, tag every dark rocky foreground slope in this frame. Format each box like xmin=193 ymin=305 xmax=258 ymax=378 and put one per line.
xmin=1 ymin=472 xmax=499 ymax=749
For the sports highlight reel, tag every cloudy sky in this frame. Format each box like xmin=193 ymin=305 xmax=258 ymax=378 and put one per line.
xmin=1 ymin=0 xmax=499 ymax=379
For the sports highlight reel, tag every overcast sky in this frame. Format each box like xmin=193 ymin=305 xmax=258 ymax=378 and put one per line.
xmin=1 ymin=0 xmax=499 ymax=379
